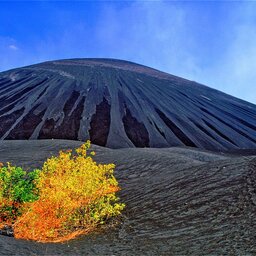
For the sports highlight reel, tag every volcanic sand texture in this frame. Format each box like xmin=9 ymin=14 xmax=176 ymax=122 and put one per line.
xmin=1 ymin=59 xmax=256 ymax=151
xmin=0 ymin=140 xmax=255 ymax=255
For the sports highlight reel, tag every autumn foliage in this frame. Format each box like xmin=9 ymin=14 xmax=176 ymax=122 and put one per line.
xmin=0 ymin=141 xmax=125 ymax=242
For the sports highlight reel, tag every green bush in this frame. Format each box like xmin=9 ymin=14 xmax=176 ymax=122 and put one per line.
xmin=0 ymin=163 xmax=40 ymax=222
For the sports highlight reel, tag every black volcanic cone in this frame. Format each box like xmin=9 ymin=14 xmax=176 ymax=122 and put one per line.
xmin=0 ymin=58 xmax=256 ymax=150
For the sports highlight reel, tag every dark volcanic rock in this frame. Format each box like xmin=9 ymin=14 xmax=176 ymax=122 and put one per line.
xmin=0 ymin=58 xmax=256 ymax=150
xmin=89 ymin=97 xmax=111 ymax=146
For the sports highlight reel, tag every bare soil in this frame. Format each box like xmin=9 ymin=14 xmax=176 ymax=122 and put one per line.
xmin=0 ymin=140 xmax=255 ymax=255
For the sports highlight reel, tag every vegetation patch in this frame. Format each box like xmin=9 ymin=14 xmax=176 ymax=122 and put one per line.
xmin=0 ymin=141 xmax=125 ymax=242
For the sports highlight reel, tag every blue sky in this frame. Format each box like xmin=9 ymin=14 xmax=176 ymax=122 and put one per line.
xmin=0 ymin=1 xmax=256 ymax=104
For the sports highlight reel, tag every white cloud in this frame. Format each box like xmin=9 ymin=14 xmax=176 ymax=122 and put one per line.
xmin=107 ymin=2 xmax=256 ymax=104
xmin=95 ymin=1 xmax=201 ymax=80
xmin=193 ymin=12 xmax=256 ymax=104
xmin=9 ymin=44 xmax=18 ymax=51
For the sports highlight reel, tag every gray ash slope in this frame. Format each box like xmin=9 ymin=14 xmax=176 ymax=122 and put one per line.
xmin=1 ymin=58 xmax=256 ymax=151
xmin=0 ymin=140 xmax=255 ymax=255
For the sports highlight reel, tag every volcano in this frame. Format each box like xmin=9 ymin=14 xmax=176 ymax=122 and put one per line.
xmin=0 ymin=59 xmax=256 ymax=254
xmin=0 ymin=58 xmax=256 ymax=151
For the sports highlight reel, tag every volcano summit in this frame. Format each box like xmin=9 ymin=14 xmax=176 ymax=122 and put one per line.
xmin=0 ymin=58 xmax=256 ymax=150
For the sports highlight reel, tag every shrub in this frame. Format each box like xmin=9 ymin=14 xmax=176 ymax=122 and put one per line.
xmin=0 ymin=141 xmax=125 ymax=242
xmin=0 ymin=163 xmax=39 ymax=225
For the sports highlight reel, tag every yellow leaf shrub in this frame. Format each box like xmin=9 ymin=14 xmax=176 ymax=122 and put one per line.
xmin=13 ymin=141 xmax=125 ymax=242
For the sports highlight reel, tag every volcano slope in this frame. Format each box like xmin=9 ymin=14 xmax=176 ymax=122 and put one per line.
xmin=0 ymin=58 xmax=256 ymax=151
xmin=0 ymin=140 xmax=255 ymax=255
